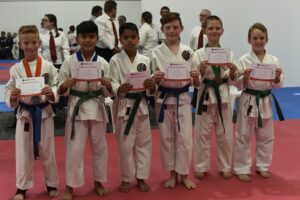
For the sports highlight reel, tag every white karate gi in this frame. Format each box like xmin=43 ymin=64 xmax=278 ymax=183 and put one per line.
xmin=188 ymin=26 xmax=208 ymax=51
xmin=58 ymin=52 xmax=111 ymax=187
xmin=192 ymin=47 xmax=237 ymax=173
xmin=138 ymin=23 xmax=158 ymax=59
xmin=151 ymin=42 xmax=194 ymax=175
xmin=234 ymin=51 xmax=283 ymax=174
xmin=109 ymin=50 xmax=152 ymax=182
xmin=5 ymin=57 xmax=59 ymax=190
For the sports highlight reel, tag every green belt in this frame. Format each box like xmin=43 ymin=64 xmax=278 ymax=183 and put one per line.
xmin=70 ymin=88 xmax=103 ymax=139
xmin=197 ymin=78 xmax=228 ymax=132
xmin=124 ymin=91 xmax=147 ymax=135
xmin=243 ymin=88 xmax=284 ymax=128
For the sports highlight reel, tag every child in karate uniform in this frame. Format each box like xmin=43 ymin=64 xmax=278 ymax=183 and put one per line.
xmin=58 ymin=21 xmax=113 ymax=200
xmin=110 ymin=22 xmax=156 ymax=193
xmin=5 ymin=25 xmax=59 ymax=200
xmin=192 ymin=15 xmax=238 ymax=180
xmin=234 ymin=23 xmax=284 ymax=182
xmin=152 ymin=12 xmax=200 ymax=190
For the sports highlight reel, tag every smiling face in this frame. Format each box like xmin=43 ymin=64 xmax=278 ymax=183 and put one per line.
xmin=76 ymin=33 xmax=98 ymax=54
xmin=19 ymin=33 xmax=40 ymax=61
xmin=204 ymin=19 xmax=223 ymax=46
xmin=161 ymin=19 xmax=183 ymax=43
xmin=248 ymin=28 xmax=268 ymax=54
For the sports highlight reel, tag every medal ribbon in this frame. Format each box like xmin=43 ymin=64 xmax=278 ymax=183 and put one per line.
xmin=23 ymin=56 xmax=42 ymax=77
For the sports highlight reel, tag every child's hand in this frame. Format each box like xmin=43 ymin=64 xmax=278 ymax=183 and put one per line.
xmin=10 ymin=88 xmax=21 ymax=101
xmin=199 ymin=61 xmax=209 ymax=76
xmin=144 ymin=78 xmax=156 ymax=93
xmin=63 ymin=78 xmax=77 ymax=88
xmin=153 ymin=71 xmax=165 ymax=85
xmin=58 ymin=78 xmax=77 ymax=95
xmin=274 ymin=68 xmax=282 ymax=84
xmin=100 ymin=77 xmax=112 ymax=89
xmin=41 ymin=86 xmax=54 ymax=101
xmin=117 ymin=83 xmax=132 ymax=95
xmin=228 ymin=63 xmax=238 ymax=80
xmin=190 ymin=70 xmax=200 ymax=87
xmin=243 ymin=68 xmax=252 ymax=86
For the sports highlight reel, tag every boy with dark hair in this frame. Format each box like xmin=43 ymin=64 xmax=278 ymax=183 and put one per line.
xmin=59 ymin=21 xmax=113 ymax=200
xmin=110 ymin=22 xmax=156 ymax=193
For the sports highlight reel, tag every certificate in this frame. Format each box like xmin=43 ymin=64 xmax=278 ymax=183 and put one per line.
xmin=250 ymin=63 xmax=276 ymax=81
xmin=16 ymin=77 xmax=45 ymax=96
xmin=207 ymin=47 xmax=231 ymax=65
xmin=164 ymin=63 xmax=190 ymax=81
xmin=72 ymin=61 xmax=102 ymax=81
xmin=125 ymin=71 xmax=150 ymax=90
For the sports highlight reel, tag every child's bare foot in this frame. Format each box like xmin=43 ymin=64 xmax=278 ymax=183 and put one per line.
xmin=221 ymin=171 xmax=233 ymax=179
xmin=94 ymin=181 xmax=109 ymax=196
xmin=257 ymin=171 xmax=271 ymax=178
xmin=61 ymin=185 xmax=73 ymax=200
xmin=14 ymin=189 xmax=26 ymax=200
xmin=194 ymin=171 xmax=206 ymax=179
xmin=164 ymin=170 xmax=178 ymax=189
xmin=180 ymin=175 xmax=196 ymax=190
xmin=47 ymin=185 xmax=59 ymax=198
xmin=137 ymin=179 xmax=150 ymax=192
xmin=119 ymin=181 xmax=130 ymax=193
xmin=237 ymin=174 xmax=251 ymax=182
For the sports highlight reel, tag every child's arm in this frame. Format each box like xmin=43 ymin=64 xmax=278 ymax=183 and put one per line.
xmin=5 ymin=67 xmax=20 ymax=108
xmin=8 ymin=88 xmax=21 ymax=108
xmin=58 ymin=77 xmax=77 ymax=95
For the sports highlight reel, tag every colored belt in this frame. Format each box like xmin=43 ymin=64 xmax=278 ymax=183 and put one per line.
xmin=197 ymin=78 xmax=228 ymax=132
xmin=70 ymin=89 xmax=103 ymax=139
xmin=19 ymin=101 xmax=50 ymax=160
xmin=124 ymin=91 xmax=147 ymax=135
xmin=243 ymin=88 xmax=284 ymax=127
xmin=158 ymin=84 xmax=190 ymax=131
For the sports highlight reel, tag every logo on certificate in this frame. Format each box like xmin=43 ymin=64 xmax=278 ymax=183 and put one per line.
xmin=137 ymin=63 xmax=147 ymax=72
xmin=182 ymin=50 xmax=191 ymax=61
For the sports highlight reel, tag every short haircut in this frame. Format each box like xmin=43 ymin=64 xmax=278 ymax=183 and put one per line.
xmin=18 ymin=25 xmax=39 ymax=41
xmin=160 ymin=6 xmax=170 ymax=13
xmin=203 ymin=15 xmax=223 ymax=29
xmin=161 ymin=12 xmax=182 ymax=28
xmin=201 ymin=9 xmax=211 ymax=16
xmin=76 ymin=21 xmax=98 ymax=36
xmin=119 ymin=22 xmax=139 ymax=37
xmin=104 ymin=0 xmax=117 ymax=13
xmin=142 ymin=11 xmax=152 ymax=25
xmin=91 ymin=5 xmax=102 ymax=16
xmin=248 ymin=22 xmax=268 ymax=41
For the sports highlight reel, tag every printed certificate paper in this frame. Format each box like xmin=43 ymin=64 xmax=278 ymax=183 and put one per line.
xmin=250 ymin=63 xmax=276 ymax=81
xmin=165 ymin=63 xmax=190 ymax=81
xmin=16 ymin=77 xmax=45 ymax=96
xmin=125 ymin=71 xmax=150 ymax=90
xmin=207 ymin=47 xmax=231 ymax=65
xmin=72 ymin=61 xmax=102 ymax=81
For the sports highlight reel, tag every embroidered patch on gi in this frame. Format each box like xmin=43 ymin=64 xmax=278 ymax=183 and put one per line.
xmin=137 ymin=63 xmax=147 ymax=72
xmin=182 ymin=50 xmax=191 ymax=61
xmin=42 ymin=73 xmax=49 ymax=84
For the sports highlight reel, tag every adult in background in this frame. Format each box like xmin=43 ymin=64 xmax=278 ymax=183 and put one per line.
xmin=156 ymin=6 xmax=170 ymax=44
xmin=94 ymin=0 xmax=120 ymax=62
xmin=188 ymin=9 xmax=211 ymax=51
xmin=189 ymin=9 xmax=211 ymax=107
xmin=118 ymin=15 xmax=127 ymax=26
xmin=39 ymin=14 xmax=70 ymax=69
xmin=138 ymin=11 xmax=158 ymax=59
xmin=90 ymin=5 xmax=103 ymax=22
